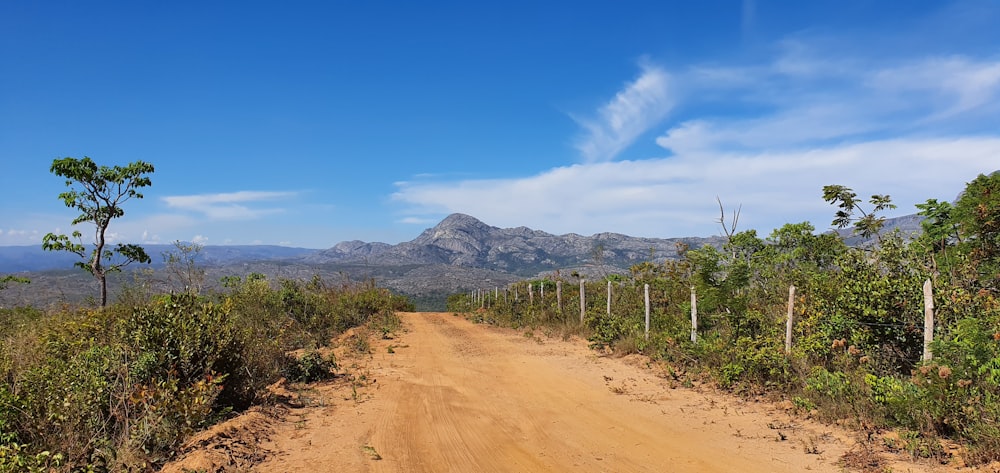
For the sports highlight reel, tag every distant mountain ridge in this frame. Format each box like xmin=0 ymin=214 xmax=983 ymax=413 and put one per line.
xmin=303 ymin=213 xmax=727 ymax=276
xmin=1 ymin=212 xmax=926 ymax=309
xmin=0 ymin=244 xmax=315 ymax=273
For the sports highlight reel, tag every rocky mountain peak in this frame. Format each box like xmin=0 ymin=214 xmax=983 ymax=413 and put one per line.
xmin=413 ymin=213 xmax=496 ymax=245
xmin=434 ymin=213 xmax=492 ymax=232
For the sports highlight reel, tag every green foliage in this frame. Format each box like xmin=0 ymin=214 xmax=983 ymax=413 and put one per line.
xmin=0 ymin=275 xmax=410 ymax=471
xmin=42 ymin=156 xmax=155 ymax=306
xmin=587 ymin=312 xmax=640 ymax=350
xmin=915 ymin=198 xmax=957 ymax=253
xmin=716 ymin=330 xmax=793 ymax=391
xmin=0 ymin=441 xmax=64 ymax=473
xmin=120 ymin=294 xmax=244 ymax=406
xmin=285 ymin=351 xmax=336 ymax=383
xmin=822 ymin=184 xmax=896 ymax=241
xmin=951 ymin=172 xmax=1000 ymax=287
xmin=458 ymin=177 xmax=1000 ymax=464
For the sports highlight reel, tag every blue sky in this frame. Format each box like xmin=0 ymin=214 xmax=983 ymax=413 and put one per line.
xmin=2 ymin=1 xmax=999 ymax=249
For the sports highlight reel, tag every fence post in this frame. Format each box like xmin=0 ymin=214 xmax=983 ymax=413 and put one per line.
xmin=923 ymin=279 xmax=934 ymax=362
xmin=786 ymin=285 xmax=795 ymax=354
xmin=541 ymin=282 xmax=545 ymax=301
xmin=644 ymin=284 xmax=651 ymax=340
xmin=606 ymin=280 xmax=612 ymax=316
xmin=557 ymin=280 xmax=563 ymax=314
xmin=529 ymin=283 xmax=534 ymax=305
xmin=690 ymin=286 xmax=697 ymax=343
xmin=579 ymin=279 xmax=586 ymax=324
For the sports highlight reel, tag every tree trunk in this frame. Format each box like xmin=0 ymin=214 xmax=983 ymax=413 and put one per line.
xmin=99 ymin=273 xmax=108 ymax=307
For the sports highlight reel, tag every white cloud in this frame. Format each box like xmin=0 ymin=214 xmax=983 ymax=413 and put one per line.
xmin=868 ymin=56 xmax=1000 ymax=118
xmin=394 ymin=40 xmax=1000 ymax=239
xmin=140 ymin=230 xmax=161 ymax=244
xmin=398 ymin=217 xmax=436 ymax=225
xmin=162 ymin=191 xmax=296 ymax=220
xmin=393 ymin=138 xmax=1000 ymax=238
xmin=573 ymin=63 xmax=673 ymax=162
xmin=656 ymin=52 xmax=1000 ymax=156
xmin=192 ymin=235 xmax=209 ymax=245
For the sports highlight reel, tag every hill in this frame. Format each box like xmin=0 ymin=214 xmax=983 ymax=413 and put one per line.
xmin=0 ymin=212 xmax=922 ymax=310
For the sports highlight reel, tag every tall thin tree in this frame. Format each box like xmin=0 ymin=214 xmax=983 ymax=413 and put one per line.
xmin=42 ymin=157 xmax=155 ymax=306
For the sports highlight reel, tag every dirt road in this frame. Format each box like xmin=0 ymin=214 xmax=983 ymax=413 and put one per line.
xmin=245 ymin=312 xmax=952 ymax=472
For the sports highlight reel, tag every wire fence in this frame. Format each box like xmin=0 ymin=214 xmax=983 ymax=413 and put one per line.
xmin=458 ymin=276 xmax=937 ymax=361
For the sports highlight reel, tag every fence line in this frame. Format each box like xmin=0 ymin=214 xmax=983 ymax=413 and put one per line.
xmin=457 ymin=278 xmax=936 ymax=359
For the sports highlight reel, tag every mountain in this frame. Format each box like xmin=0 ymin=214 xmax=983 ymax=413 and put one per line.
xmin=0 ymin=244 xmax=317 ymax=273
xmin=305 ymin=213 xmax=725 ymax=276
xmin=1 ymin=212 xmax=926 ymax=310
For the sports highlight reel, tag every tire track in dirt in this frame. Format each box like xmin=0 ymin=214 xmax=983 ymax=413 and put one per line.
xmin=250 ymin=313 xmax=954 ymax=472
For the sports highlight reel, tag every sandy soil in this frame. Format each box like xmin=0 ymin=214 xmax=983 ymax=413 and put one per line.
xmin=164 ymin=312 xmax=989 ymax=473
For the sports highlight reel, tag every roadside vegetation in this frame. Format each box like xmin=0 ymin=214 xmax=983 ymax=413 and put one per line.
xmin=452 ymin=172 xmax=1000 ymax=466
xmin=1 ymin=157 xmax=414 ymax=471
xmin=0 ymin=275 xmax=411 ymax=471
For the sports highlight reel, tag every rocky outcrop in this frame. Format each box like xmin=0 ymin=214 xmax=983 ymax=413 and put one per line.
xmin=306 ymin=213 xmax=725 ymax=276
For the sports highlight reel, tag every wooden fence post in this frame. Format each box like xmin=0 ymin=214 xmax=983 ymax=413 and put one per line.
xmin=786 ymin=285 xmax=795 ymax=354
xmin=529 ymin=283 xmax=534 ymax=305
xmin=690 ymin=286 xmax=697 ymax=343
xmin=606 ymin=280 xmax=612 ymax=316
xmin=579 ymin=279 xmax=586 ymax=324
xmin=541 ymin=282 xmax=545 ymax=301
xmin=557 ymin=280 xmax=563 ymax=314
xmin=923 ymin=279 xmax=934 ymax=361
xmin=644 ymin=284 xmax=651 ymax=340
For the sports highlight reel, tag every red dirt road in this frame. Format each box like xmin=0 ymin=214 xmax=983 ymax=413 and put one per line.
xmin=249 ymin=312 xmax=954 ymax=473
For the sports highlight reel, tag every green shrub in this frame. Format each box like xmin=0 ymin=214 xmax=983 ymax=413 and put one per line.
xmin=122 ymin=294 xmax=248 ymax=411
xmin=587 ymin=313 xmax=639 ymax=350
xmin=285 ymin=351 xmax=336 ymax=383
xmin=0 ymin=276 xmax=411 ymax=471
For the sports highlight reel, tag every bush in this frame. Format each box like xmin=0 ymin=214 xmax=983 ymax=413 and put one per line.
xmin=0 ymin=276 xmax=411 ymax=471
xmin=285 ymin=351 xmax=336 ymax=383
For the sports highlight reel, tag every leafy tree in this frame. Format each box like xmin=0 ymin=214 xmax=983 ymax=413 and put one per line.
xmin=822 ymin=184 xmax=896 ymax=242
xmin=42 ymin=157 xmax=155 ymax=306
xmin=951 ymin=172 xmax=1000 ymax=289
xmin=765 ymin=222 xmax=844 ymax=285
xmin=915 ymin=199 xmax=958 ymax=248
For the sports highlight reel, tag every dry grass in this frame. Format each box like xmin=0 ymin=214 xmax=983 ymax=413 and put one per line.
xmin=840 ymin=439 xmax=887 ymax=473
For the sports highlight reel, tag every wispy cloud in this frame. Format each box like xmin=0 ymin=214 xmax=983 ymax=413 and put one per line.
xmin=657 ymin=48 xmax=1000 ymax=155
xmin=394 ymin=38 xmax=1000 ymax=239
xmin=573 ymin=63 xmax=673 ymax=162
xmin=393 ymin=137 xmax=1000 ymax=237
xmin=162 ymin=191 xmax=296 ymax=220
xmin=398 ymin=217 xmax=436 ymax=225
xmin=868 ymin=56 xmax=1000 ymax=118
